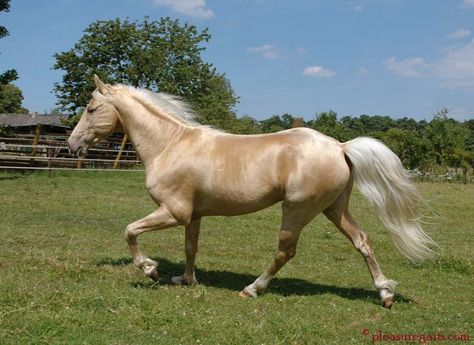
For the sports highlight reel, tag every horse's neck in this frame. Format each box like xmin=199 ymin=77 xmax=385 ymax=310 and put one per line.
xmin=114 ymin=97 xmax=185 ymax=167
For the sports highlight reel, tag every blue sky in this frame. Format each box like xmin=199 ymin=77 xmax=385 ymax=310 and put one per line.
xmin=1 ymin=0 xmax=474 ymax=120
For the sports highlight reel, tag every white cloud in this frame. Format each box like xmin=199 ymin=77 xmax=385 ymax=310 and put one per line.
xmin=447 ymin=29 xmax=471 ymax=39
xmin=303 ymin=66 xmax=336 ymax=78
xmin=346 ymin=1 xmax=363 ymax=12
xmin=384 ymin=39 xmax=474 ymax=91
xmin=433 ymin=39 xmax=474 ymax=90
xmin=463 ymin=0 xmax=474 ymax=7
xmin=248 ymin=44 xmax=281 ymax=59
xmin=152 ymin=0 xmax=214 ymax=18
xmin=384 ymin=56 xmax=428 ymax=77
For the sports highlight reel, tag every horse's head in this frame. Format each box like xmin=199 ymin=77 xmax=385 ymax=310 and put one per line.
xmin=68 ymin=75 xmax=121 ymax=157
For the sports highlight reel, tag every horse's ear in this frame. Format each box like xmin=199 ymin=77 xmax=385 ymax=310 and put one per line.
xmin=94 ymin=74 xmax=109 ymax=95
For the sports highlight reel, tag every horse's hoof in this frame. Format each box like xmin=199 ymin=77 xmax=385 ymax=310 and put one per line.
xmin=171 ymin=275 xmax=184 ymax=285
xmin=382 ymin=296 xmax=395 ymax=309
xmin=171 ymin=275 xmax=198 ymax=286
xmin=239 ymin=288 xmax=256 ymax=299
xmin=144 ymin=266 xmax=159 ymax=281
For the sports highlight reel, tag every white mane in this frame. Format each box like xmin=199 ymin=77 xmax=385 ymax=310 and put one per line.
xmin=119 ymin=85 xmax=202 ymax=127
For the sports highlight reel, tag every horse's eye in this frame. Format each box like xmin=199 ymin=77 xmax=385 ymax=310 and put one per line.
xmin=88 ymin=107 xmax=96 ymax=115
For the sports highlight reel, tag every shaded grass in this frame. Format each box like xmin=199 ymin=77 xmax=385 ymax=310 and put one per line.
xmin=0 ymin=171 xmax=473 ymax=344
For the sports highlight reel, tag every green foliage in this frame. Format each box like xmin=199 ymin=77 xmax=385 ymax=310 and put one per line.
xmin=0 ymin=0 xmax=27 ymax=114
xmin=60 ymin=112 xmax=82 ymax=128
xmin=383 ymin=127 xmax=433 ymax=170
xmin=0 ymin=83 xmax=28 ymax=113
xmin=0 ymin=69 xmax=17 ymax=84
xmin=259 ymin=113 xmax=294 ymax=133
xmin=1 ymin=0 xmax=19 ymax=87
xmin=424 ymin=108 xmax=470 ymax=168
xmin=309 ymin=111 xmax=352 ymax=141
xmin=231 ymin=115 xmax=261 ymax=134
xmin=190 ymin=75 xmax=238 ymax=131
xmin=53 ymin=17 xmax=238 ymax=130
xmin=0 ymin=0 xmax=16 ymax=84
xmin=0 ymin=0 xmax=10 ymax=39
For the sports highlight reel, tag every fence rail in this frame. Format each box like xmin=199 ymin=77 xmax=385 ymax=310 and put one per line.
xmin=0 ymin=132 xmax=142 ymax=173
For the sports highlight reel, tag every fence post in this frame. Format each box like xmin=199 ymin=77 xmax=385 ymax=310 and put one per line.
xmin=113 ymin=134 xmax=128 ymax=169
xmin=31 ymin=124 xmax=42 ymax=156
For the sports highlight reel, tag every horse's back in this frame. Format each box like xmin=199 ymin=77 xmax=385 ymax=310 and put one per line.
xmin=184 ymin=127 xmax=350 ymax=216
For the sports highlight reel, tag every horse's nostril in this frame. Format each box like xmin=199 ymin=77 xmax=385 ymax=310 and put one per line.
xmin=67 ymin=141 xmax=73 ymax=154
xmin=76 ymin=146 xmax=83 ymax=158
xmin=67 ymin=138 xmax=82 ymax=154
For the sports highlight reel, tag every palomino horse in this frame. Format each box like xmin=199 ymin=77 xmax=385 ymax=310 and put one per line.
xmin=68 ymin=76 xmax=435 ymax=308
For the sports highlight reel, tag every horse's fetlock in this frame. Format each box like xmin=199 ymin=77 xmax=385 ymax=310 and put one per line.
xmin=286 ymin=249 xmax=297 ymax=260
xmin=359 ymin=245 xmax=370 ymax=258
xmin=133 ymin=258 xmax=143 ymax=267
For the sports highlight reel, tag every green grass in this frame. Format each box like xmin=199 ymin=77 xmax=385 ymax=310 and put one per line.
xmin=0 ymin=171 xmax=473 ymax=344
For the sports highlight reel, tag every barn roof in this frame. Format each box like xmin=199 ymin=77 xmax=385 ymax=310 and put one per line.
xmin=0 ymin=114 xmax=69 ymax=127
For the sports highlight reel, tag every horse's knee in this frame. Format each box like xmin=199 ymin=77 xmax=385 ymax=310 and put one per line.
xmin=124 ymin=224 xmax=137 ymax=243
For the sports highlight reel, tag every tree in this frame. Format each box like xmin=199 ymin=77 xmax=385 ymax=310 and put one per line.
xmin=0 ymin=0 xmax=9 ymax=38
xmin=191 ymin=74 xmax=238 ymax=130
xmin=382 ymin=127 xmax=433 ymax=170
xmin=232 ymin=115 xmax=261 ymax=134
xmin=259 ymin=115 xmax=285 ymax=133
xmin=0 ymin=83 xmax=28 ymax=113
xmin=422 ymin=108 xmax=471 ymax=182
xmin=0 ymin=0 xmax=18 ymax=85
xmin=309 ymin=111 xmax=352 ymax=141
xmin=53 ymin=17 xmax=238 ymax=130
xmin=0 ymin=0 xmax=28 ymax=114
xmin=464 ymin=119 xmax=474 ymax=177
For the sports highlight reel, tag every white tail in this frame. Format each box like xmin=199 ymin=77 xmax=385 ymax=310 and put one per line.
xmin=343 ymin=137 xmax=436 ymax=262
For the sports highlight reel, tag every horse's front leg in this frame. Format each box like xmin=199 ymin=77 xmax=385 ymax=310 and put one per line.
xmin=125 ymin=205 xmax=180 ymax=280
xmin=172 ymin=218 xmax=201 ymax=286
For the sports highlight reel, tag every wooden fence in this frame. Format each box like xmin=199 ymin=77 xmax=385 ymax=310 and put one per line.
xmin=0 ymin=128 xmax=143 ymax=173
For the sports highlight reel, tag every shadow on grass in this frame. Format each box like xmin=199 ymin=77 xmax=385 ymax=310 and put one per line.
xmin=96 ymin=256 xmax=413 ymax=305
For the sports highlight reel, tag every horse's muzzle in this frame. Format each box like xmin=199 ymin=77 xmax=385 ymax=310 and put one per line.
xmin=68 ymin=138 xmax=86 ymax=158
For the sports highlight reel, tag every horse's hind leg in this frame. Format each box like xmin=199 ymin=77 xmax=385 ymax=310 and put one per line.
xmin=240 ymin=202 xmax=317 ymax=298
xmin=323 ymin=187 xmax=397 ymax=308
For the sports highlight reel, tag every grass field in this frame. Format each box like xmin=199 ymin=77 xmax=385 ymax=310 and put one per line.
xmin=0 ymin=171 xmax=472 ymax=344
